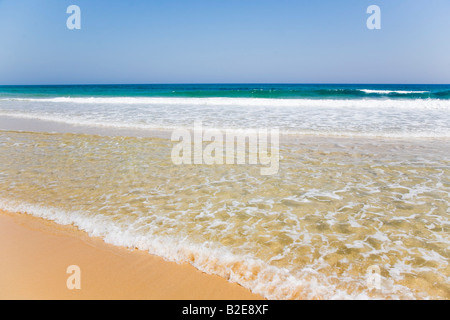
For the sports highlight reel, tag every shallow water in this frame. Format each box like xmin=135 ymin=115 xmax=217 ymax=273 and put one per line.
xmin=0 ymin=130 xmax=448 ymax=299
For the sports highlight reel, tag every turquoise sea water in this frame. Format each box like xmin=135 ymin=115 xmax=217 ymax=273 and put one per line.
xmin=1 ymin=83 xmax=450 ymax=99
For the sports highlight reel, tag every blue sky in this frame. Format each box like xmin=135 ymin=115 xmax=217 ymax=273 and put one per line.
xmin=0 ymin=0 xmax=449 ymax=84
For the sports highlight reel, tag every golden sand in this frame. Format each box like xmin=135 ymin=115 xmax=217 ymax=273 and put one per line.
xmin=0 ymin=210 xmax=263 ymax=300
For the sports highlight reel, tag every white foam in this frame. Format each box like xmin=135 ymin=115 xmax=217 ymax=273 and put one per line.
xmin=1 ymin=96 xmax=449 ymax=109
xmin=359 ymin=89 xmax=429 ymax=94
xmin=3 ymin=194 xmax=443 ymax=300
xmin=0 ymin=197 xmax=416 ymax=300
xmin=0 ymin=198 xmax=352 ymax=299
xmin=1 ymin=96 xmax=450 ymax=140
xmin=1 ymin=112 xmax=449 ymax=139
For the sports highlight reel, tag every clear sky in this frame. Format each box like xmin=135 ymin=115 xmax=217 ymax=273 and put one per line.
xmin=0 ymin=0 xmax=449 ymax=85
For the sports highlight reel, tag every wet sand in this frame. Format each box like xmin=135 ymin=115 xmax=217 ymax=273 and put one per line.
xmin=0 ymin=210 xmax=263 ymax=300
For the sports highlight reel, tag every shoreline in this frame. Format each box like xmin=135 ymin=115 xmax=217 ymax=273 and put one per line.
xmin=0 ymin=209 xmax=264 ymax=300
xmin=2 ymin=115 xmax=450 ymax=143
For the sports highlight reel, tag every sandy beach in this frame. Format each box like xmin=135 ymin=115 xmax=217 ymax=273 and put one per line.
xmin=0 ymin=210 xmax=263 ymax=300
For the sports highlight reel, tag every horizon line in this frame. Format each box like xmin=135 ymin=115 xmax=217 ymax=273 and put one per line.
xmin=1 ymin=82 xmax=450 ymax=86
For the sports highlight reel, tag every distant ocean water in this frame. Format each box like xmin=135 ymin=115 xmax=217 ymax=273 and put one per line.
xmin=1 ymin=83 xmax=450 ymax=99
xmin=0 ymin=84 xmax=449 ymax=299
xmin=0 ymin=84 xmax=449 ymax=138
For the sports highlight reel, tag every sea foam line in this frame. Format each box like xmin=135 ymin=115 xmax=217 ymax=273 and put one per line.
xmin=0 ymin=112 xmax=449 ymax=139
xmin=359 ymin=89 xmax=429 ymax=94
xmin=0 ymin=197 xmax=373 ymax=300
xmin=2 ymin=96 xmax=450 ymax=109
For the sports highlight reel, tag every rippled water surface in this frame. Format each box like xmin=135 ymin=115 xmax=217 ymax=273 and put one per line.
xmin=0 ymin=131 xmax=448 ymax=299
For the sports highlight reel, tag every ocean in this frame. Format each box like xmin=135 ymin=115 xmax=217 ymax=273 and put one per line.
xmin=0 ymin=84 xmax=448 ymax=299
xmin=0 ymin=84 xmax=449 ymax=138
